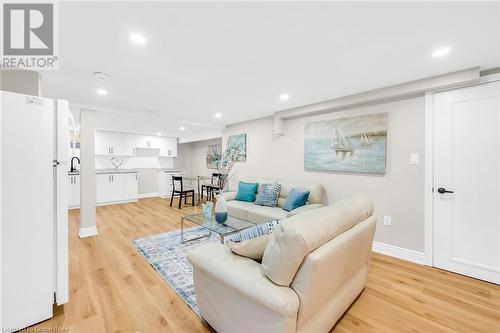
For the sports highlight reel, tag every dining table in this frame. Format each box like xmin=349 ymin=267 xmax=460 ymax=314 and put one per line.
xmin=182 ymin=175 xmax=212 ymax=205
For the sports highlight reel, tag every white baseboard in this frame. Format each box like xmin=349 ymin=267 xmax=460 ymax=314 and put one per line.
xmin=79 ymin=225 xmax=98 ymax=238
xmin=138 ymin=192 xmax=159 ymax=199
xmin=372 ymin=241 xmax=425 ymax=265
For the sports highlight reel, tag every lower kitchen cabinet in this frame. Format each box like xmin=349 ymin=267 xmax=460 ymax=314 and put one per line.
xmin=124 ymin=173 xmax=138 ymax=200
xmin=68 ymin=175 xmax=80 ymax=209
xmin=158 ymin=171 xmax=181 ymax=198
xmin=96 ymin=172 xmax=138 ymax=205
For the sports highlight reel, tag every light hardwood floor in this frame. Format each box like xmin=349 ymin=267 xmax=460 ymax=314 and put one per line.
xmin=33 ymin=198 xmax=500 ymax=333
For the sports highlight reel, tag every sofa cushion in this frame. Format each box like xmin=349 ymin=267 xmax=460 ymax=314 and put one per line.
xmin=228 ymin=235 xmax=270 ymax=260
xmin=248 ymin=205 xmax=288 ymax=224
xmin=226 ymin=200 xmax=256 ymax=221
xmin=235 ymin=181 xmax=258 ymax=202
xmin=187 ymin=243 xmax=300 ymax=317
xmin=255 ymin=183 xmax=282 ymax=207
xmin=277 ymin=179 xmax=323 ymax=205
xmin=261 ymin=197 xmax=374 ymax=286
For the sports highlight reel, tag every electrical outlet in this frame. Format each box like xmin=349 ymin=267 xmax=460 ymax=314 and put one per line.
xmin=383 ymin=215 xmax=392 ymax=226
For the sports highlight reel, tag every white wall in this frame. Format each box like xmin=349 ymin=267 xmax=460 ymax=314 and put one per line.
xmin=174 ymin=138 xmax=222 ymax=177
xmin=223 ymin=97 xmax=425 ymax=252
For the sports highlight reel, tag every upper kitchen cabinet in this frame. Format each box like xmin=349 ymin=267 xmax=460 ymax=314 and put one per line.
xmin=95 ymin=130 xmax=177 ymax=157
xmin=159 ymin=137 xmax=177 ymax=157
xmin=95 ymin=131 xmax=136 ymax=156
xmin=135 ymin=135 xmax=161 ymax=149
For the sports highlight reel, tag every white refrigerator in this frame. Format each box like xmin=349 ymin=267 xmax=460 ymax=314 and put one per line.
xmin=0 ymin=90 xmax=69 ymax=331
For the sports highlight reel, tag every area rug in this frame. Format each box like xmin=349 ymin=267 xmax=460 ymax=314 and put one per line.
xmin=131 ymin=226 xmax=220 ymax=316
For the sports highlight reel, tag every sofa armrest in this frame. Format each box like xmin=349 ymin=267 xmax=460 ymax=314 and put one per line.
xmin=187 ymin=243 xmax=299 ymax=317
xmin=222 ymin=191 xmax=237 ymax=201
xmin=286 ymin=203 xmax=323 ymax=217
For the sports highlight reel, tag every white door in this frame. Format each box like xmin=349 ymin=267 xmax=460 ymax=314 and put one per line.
xmin=96 ymin=174 xmax=112 ymax=203
xmin=124 ymin=173 xmax=138 ymax=200
xmin=1 ymin=92 xmax=54 ymax=328
xmin=433 ymin=80 xmax=500 ymax=284
xmin=111 ymin=173 xmax=126 ymax=202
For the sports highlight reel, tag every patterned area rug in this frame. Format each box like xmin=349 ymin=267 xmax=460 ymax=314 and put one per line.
xmin=131 ymin=226 xmax=220 ymax=316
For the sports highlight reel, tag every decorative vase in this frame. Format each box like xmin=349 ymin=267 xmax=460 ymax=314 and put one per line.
xmin=214 ymin=193 xmax=228 ymax=224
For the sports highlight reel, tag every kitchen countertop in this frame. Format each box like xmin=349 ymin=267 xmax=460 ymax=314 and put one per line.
xmin=160 ymin=169 xmax=181 ymax=173
xmin=68 ymin=169 xmax=139 ymax=175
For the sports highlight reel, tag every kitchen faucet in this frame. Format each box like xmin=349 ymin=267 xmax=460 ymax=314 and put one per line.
xmin=70 ymin=156 xmax=80 ymax=173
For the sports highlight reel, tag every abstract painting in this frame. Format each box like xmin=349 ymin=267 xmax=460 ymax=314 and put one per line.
xmin=206 ymin=143 xmax=222 ymax=169
xmin=227 ymin=133 xmax=247 ymax=162
xmin=304 ymin=113 xmax=388 ymax=174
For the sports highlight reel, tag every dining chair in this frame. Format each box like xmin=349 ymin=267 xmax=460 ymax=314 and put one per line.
xmin=207 ymin=173 xmax=226 ymax=201
xmin=170 ymin=176 xmax=195 ymax=209
xmin=201 ymin=173 xmax=220 ymax=201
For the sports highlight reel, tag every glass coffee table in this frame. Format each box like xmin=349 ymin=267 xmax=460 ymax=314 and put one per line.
xmin=181 ymin=213 xmax=255 ymax=244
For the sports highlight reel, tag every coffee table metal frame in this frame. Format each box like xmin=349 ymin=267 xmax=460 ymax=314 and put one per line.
xmin=181 ymin=213 xmax=255 ymax=244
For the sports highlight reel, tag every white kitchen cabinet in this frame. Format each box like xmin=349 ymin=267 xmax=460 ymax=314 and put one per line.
xmin=158 ymin=171 xmax=181 ymax=198
xmin=96 ymin=174 xmax=113 ymax=203
xmin=95 ymin=131 xmax=136 ymax=156
xmin=159 ymin=137 xmax=178 ymax=157
xmin=122 ymin=134 xmax=137 ymax=156
xmin=97 ymin=172 xmax=138 ymax=205
xmin=125 ymin=173 xmax=138 ymax=200
xmin=110 ymin=174 xmax=126 ymax=202
xmin=68 ymin=175 xmax=80 ymax=208
xmin=135 ymin=135 xmax=160 ymax=149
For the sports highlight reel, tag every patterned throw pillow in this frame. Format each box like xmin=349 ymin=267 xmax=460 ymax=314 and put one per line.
xmin=255 ymin=183 xmax=282 ymax=207
xmin=230 ymin=219 xmax=281 ymax=242
xmin=228 ymin=219 xmax=281 ymax=260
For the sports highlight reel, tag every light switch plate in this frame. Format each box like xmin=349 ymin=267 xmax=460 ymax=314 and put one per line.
xmin=410 ymin=153 xmax=419 ymax=164
xmin=384 ymin=215 xmax=392 ymax=226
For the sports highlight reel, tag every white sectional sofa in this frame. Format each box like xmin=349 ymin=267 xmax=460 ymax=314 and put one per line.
xmin=223 ymin=179 xmax=324 ymax=224
xmin=188 ymin=197 xmax=377 ymax=333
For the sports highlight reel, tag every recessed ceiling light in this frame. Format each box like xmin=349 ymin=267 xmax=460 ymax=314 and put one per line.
xmin=432 ymin=46 xmax=450 ymax=58
xmin=157 ymin=132 xmax=162 ymax=136
xmin=280 ymin=93 xmax=290 ymax=101
xmin=96 ymin=89 xmax=108 ymax=96
xmin=214 ymin=113 xmax=222 ymax=119
xmin=130 ymin=33 xmax=147 ymax=46
xmin=94 ymin=71 xmax=111 ymax=81
xmin=179 ymin=126 xmax=186 ymax=131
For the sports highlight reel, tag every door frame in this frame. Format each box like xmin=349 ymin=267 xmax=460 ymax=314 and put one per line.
xmin=424 ymin=73 xmax=500 ymax=266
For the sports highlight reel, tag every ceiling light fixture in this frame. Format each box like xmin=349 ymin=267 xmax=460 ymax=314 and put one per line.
xmin=94 ymin=71 xmax=111 ymax=81
xmin=179 ymin=126 xmax=186 ymax=131
xmin=130 ymin=33 xmax=147 ymax=45
xmin=157 ymin=132 xmax=162 ymax=136
xmin=280 ymin=93 xmax=290 ymax=101
xmin=432 ymin=46 xmax=450 ymax=58
xmin=214 ymin=113 xmax=222 ymax=119
xmin=96 ymin=89 xmax=108 ymax=96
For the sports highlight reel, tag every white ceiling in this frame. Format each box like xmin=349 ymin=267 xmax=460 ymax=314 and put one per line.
xmin=42 ymin=1 xmax=500 ymax=140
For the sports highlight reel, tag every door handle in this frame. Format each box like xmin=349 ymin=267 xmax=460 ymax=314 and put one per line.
xmin=437 ymin=187 xmax=454 ymax=194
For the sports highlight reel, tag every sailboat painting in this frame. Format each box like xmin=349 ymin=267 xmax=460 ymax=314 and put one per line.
xmin=304 ymin=113 xmax=388 ymax=174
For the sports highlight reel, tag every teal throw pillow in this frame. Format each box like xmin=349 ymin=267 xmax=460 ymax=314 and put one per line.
xmin=235 ymin=181 xmax=258 ymax=202
xmin=283 ymin=188 xmax=310 ymax=212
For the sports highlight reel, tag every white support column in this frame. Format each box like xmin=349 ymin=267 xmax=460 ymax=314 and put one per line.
xmin=79 ymin=109 xmax=97 ymax=238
